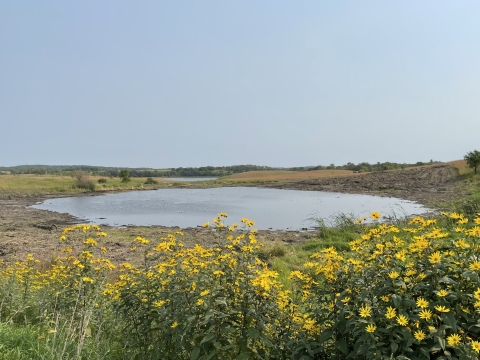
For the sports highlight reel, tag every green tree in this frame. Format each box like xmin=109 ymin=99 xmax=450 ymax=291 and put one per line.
xmin=119 ymin=169 xmax=131 ymax=183
xmin=464 ymin=150 xmax=480 ymax=174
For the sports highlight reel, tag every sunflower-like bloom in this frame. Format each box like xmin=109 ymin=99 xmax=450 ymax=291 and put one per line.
xmin=429 ymin=251 xmax=442 ymax=264
xmin=416 ymin=297 xmax=429 ymax=308
xmin=365 ymin=324 xmax=376 ymax=333
xmin=414 ymin=330 xmax=426 ymax=341
xmin=359 ymin=304 xmax=372 ymax=318
xmin=370 ymin=211 xmax=381 ymax=220
xmin=437 ymin=290 xmax=448 ymax=297
xmin=470 ymin=261 xmax=480 ymax=270
xmin=419 ymin=309 xmax=432 ymax=320
xmin=471 ymin=340 xmax=480 ymax=353
xmin=385 ymin=306 xmax=396 ymax=319
xmin=388 ymin=271 xmax=400 ymax=279
xmin=396 ymin=314 xmax=408 ymax=326
xmin=447 ymin=333 xmax=462 ymax=347
xmin=434 ymin=305 xmax=450 ymax=313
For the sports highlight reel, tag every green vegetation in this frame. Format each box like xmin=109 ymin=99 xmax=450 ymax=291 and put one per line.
xmin=1 ymin=210 xmax=480 ymax=358
xmin=119 ymin=169 xmax=131 ymax=183
xmin=144 ymin=177 xmax=159 ymax=184
xmin=465 ymin=150 xmax=480 ymax=174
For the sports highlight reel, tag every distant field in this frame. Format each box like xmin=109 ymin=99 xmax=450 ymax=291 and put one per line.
xmin=0 ymin=174 xmax=171 ymax=196
xmin=220 ymin=169 xmax=358 ymax=182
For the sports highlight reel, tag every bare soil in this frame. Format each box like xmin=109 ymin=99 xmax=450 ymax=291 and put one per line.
xmin=0 ymin=165 xmax=469 ymax=263
xmin=261 ymin=165 xmax=468 ymax=208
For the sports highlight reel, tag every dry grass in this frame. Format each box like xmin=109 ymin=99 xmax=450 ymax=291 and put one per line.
xmin=220 ymin=169 xmax=358 ymax=182
xmin=446 ymin=159 xmax=471 ymax=175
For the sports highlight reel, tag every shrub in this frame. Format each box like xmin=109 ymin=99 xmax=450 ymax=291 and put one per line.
xmin=71 ymin=170 xmax=96 ymax=191
xmin=97 ymin=178 xmax=107 ymax=184
xmin=144 ymin=177 xmax=158 ymax=185
xmin=74 ymin=179 xmax=95 ymax=191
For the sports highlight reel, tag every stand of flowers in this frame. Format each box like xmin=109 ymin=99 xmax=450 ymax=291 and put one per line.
xmin=0 ymin=211 xmax=479 ymax=359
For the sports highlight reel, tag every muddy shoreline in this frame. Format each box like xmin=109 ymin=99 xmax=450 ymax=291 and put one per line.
xmin=0 ymin=165 xmax=468 ymax=262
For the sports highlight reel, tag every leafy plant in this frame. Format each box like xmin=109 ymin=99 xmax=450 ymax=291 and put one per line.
xmin=465 ymin=150 xmax=480 ymax=174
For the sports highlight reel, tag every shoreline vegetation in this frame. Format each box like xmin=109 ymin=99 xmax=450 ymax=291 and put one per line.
xmin=0 ymin=159 xmax=479 ymax=358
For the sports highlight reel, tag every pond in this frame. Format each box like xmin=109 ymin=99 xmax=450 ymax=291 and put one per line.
xmin=32 ymin=187 xmax=430 ymax=230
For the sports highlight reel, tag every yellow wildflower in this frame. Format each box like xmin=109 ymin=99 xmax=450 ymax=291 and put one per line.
xmin=428 ymin=251 xmax=442 ymax=264
xmin=447 ymin=333 xmax=461 ymax=347
xmin=434 ymin=305 xmax=450 ymax=313
xmin=396 ymin=315 xmax=408 ymax=326
xmin=365 ymin=324 xmax=376 ymax=333
xmin=414 ymin=330 xmax=426 ymax=341
xmin=359 ymin=304 xmax=372 ymax=318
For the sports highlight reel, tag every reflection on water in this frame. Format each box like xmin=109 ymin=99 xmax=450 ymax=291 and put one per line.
xmin=32 ymin=187 xmax=429 ymax=230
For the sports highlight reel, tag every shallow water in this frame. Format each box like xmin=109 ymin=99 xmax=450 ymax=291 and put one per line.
xmin=32 ymin=187 xmax=429 ymax=230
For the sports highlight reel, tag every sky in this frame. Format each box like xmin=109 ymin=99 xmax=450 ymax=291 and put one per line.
xmin=1 ymin=1 xmax=480 ymax=168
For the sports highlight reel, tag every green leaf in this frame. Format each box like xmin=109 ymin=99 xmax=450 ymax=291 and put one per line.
xmin=247 ymin=328 xmax=259 ymax=339
xmin=190 ymin=347 xmax=201 ymax=360
xmin=438 ymin=337 xmax=446 ymax=350
xmin=391 ymin=341 xmax=398 ymax=354
xmin=439 ymin=276 xmax=457 ymax=285
xmin=335 ymin=338 xmax=348 ymax=354
xmin=391 ymin=294 xmax=402 ymax=308
xmin=215 ymin=298 xmax=227 ymax=306
xmin=204 ymin=350 xmax=218 ymax=360
xmin=419 ymin=347 xmax=430 ymax=359
xmin=259 ymin=334 xmax=273 ymax=347
xmin=200 ymin=333 xmax=216 ymax=344
xmin=442 ymin=313 xmax=457 ymax=332
xmin=318 ymin=328 xmax=334 ymax=344
xmin=236 ymin=352 xmax=250 ymax=360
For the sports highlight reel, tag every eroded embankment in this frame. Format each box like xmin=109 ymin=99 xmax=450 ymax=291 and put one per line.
xmin=261 ymin=165 xmax=466 ymax=208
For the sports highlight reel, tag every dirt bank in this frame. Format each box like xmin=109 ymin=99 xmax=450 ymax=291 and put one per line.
xmin=261 ymin=165 xmax=467 ymax=208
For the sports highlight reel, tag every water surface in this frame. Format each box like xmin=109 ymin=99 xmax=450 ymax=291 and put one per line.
xmin=32 ymin=187 xmax=429 ymax=230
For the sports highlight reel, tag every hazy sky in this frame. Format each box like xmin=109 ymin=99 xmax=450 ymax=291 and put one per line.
xmin=1 ymin=1 xmax=479 ymax=168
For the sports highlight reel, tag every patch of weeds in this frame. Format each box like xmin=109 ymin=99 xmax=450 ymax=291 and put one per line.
xmin=144 ymin=177 xmax=159 ymax=185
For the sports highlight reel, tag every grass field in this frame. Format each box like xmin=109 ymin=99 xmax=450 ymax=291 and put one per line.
xmin=219 ymin=169 xmax=358 ymax=182
xmin=0 ymin=174 xmax=173 ymax=196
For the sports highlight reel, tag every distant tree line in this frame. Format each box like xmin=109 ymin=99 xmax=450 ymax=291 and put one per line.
xmin=0 ymin=164 xmax=272 ymax=177
xmin=0 ymin=161 xmax=442 ymax=178
xmin=287 ymin=160 xmax=441 ymax=172
xmin=319 ymin=160 xmax=440 ymax=172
